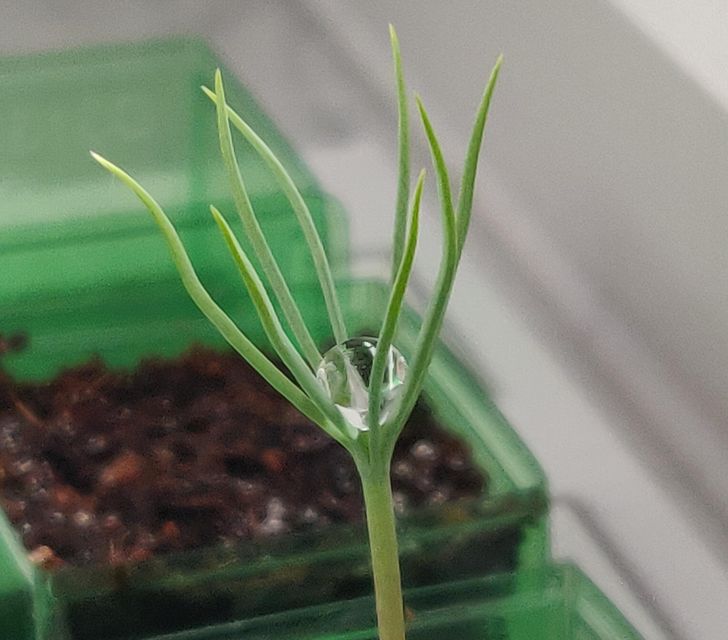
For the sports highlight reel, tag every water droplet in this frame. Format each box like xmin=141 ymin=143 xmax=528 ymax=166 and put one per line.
xmin=316 ymin=337 xmax=407 ymax=432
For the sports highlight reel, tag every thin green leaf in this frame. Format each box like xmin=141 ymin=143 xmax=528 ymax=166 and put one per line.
xmin=202 ymin=85 xmax=347 ymax=346
xmin=389 ymin=24 xmax=410 ymax=285
xmin=89 ymin=152 xmax=331 ymax=433
xmin=383 ymin=101 xmax=459 ymax=446
xmin=414 ymin=96 xmax=455 ymax=243
xmin=210 ymin=205 xmax=356 ymax=443
xmin=213 ymin=70 xmax=321 ymax=369
xmin=368 ymin=169 xmax=424 ymax=454
xmin=455 ymin=54 xmax=502 ymax=258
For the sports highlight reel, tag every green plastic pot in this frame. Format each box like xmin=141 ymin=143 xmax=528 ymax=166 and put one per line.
xmin=96 ymin=564 xmax=642 ymax=640
xmin=0 ymin=278 xmax=549 ymax=640
xmin=0 ymin=38 xmax=547 ymax=640
xmin=0 ymin=36 xmax=346 ymax=385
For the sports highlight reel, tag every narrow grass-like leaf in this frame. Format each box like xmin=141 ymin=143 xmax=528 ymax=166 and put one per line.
xmin=213 ymin=70 xmax=321 ymax=369
xmin=384 ymin=101 xmax=459 ymax=446
xmin=414 ymin=96 xmax=455 ymax=243
xmin=368 ymin=169 xmax=424 ymax=455
xmin=389 ymin=24 xmax=410 ymax=285
xmin=210 ymin=205 xmax=355 ymax=444
xmin=455 ymin=54 xmax=502 ymax=258
xmin=89 ymin=152 xmax=329 ymax=430
xmin=202 ymin=85 xmax=347 ymax=346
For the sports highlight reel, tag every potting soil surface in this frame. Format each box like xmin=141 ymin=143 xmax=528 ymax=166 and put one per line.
xmin=0 ymin=343 xmax=485 ymax=569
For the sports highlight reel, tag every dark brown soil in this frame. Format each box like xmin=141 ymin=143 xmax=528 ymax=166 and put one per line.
xmin=0 ymin=343 xmax=485 ymax=570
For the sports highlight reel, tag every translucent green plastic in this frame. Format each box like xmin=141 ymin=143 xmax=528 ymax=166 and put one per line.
xmin=0 ymin=37 xmax=324 ymax=242
xmin=0 ymin=38 xmax=548 ymax=640
xmin=1 ymin=273 xmax=549 ymax=639
xmin=1 ymin=279 xmax=548 ymax=640
xmin=97 ymin=564 xmax=642 ymax=640
xmin=0 ymin=36 xmax=344 ymax=640
xmin=0 ymin=38 xmax=348 ymax=382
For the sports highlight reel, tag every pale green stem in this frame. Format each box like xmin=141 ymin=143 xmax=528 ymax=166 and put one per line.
xmin=89 ymin=152 xmax=328 ymax=429
xmin=202 ymin=85 xmax=347 ymax=345
xmin=389 ymin=24 xmax=410 ymax=285
xmin=213 ymin=70 xmax=321 ymax=369
xmin=358 ymin=458 xmax=406 ymax=640
xmin=368 ymin=169 xmax=424 ymax=454
xmin=210 ymin=205 xmax=356 ymax=443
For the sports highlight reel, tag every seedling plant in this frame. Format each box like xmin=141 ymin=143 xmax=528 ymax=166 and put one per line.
xmin=92 ymin=26 xmax=501 ymax=640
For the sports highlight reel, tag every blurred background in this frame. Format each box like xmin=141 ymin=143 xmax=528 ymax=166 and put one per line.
xmin=1 ymin=1 xmax=727 ymax=637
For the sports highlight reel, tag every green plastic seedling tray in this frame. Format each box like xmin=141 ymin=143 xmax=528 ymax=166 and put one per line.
xmin=0 ymin=37 xmax=547 ymax=640
xmin=1 ymin=277 xmax=548 ymax=640
xmin=0 ymin=36 xmax=346 ymax=639
xmin=84 ymin=563 xmax=642 ymax=640
xmin=0 ymin=37 xmax=325 ymax=244
xmin=0 ymin=38 xmax=346 ymax=378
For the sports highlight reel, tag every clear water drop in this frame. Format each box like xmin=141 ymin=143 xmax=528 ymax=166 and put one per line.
xmin=316 ymin=337 xmax=408 ymax=432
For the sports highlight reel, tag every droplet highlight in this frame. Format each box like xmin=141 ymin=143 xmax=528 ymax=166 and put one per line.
xmin=316 ymin=337 xmax=408 ymax=432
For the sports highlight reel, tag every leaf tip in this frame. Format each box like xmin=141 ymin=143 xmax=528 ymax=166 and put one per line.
xmin=388 ymin=23 xmax=398 ymax=43
xmin=209 ymin=205 xmax=228 ymax=234
xmin=414 ymin=94 xmax=430 ymax=125
xmin=214 ymin=69 xmax=226 ymax=97
xmin=491 ymin=54 xmax=504 ymax=82
xmin=89 ymin=150 xmax=112 ymax=171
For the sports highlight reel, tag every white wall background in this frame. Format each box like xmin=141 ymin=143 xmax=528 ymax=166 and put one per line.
xmin=296 ymin=5 xmax=728 ymax=636
xmin=313 ymin=0 xmax=728 ymax=528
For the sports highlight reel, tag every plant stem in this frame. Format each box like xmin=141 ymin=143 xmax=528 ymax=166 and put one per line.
xmin=359 ymin=460 xmax=406 ymax=640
